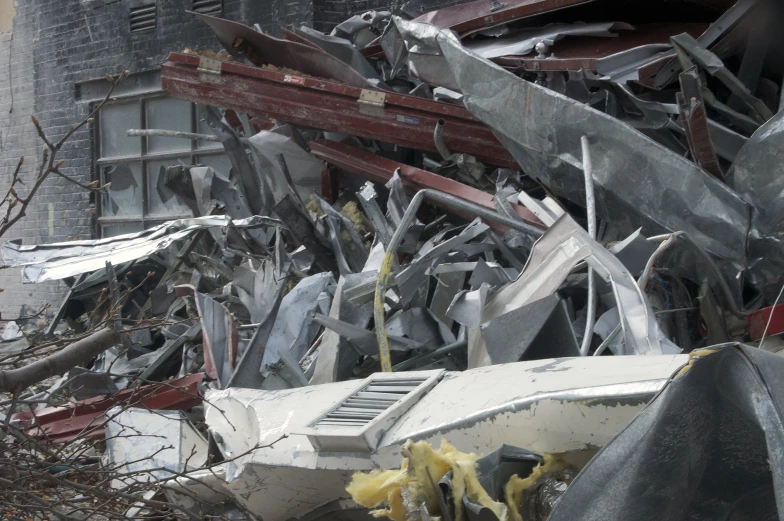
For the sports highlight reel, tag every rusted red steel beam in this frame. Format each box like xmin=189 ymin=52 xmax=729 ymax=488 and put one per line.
xmin=10 ymin=373 xmax=204 ymax=444
xmin=309 ymin=139 xmax=545 ymax=230
xmin=161 ymin=52 xmax=518 ymax=168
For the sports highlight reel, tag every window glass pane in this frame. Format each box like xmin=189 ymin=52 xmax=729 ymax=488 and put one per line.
xmin=196 ymin=105 xmax=222 ymax=149
xmin=103 ymin=222 xmax=144 ymax=238
xmin=197 ymin=154 xmax=232 ymax=175
xmin=102 ymin=164 xmax=142 ymax=216
xmin=145 ymin=98 xmax=193 ymax=153
xmin=100 ymin=103 xmax=141 ymax=158
xmin=147 ymin=160 xmax=193 ymax=216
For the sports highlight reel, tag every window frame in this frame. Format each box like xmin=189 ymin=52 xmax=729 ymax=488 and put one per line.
xmin=93 ymin=92 xmax=226 ymax=237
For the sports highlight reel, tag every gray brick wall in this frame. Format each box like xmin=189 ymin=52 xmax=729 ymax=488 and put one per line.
xmin=0 ymin=0 xmax=313 ymax=319
xmin=0 ymin=1 xmax=65 ymax=319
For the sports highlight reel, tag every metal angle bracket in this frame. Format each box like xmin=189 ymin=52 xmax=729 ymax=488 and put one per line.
xmin=358 ymin=89 xmax=386 ymax=116
xmin=198 ymin=56 xmax=223 ymax=84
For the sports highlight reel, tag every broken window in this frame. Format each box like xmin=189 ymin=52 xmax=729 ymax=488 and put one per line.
xmin=96 ymin=96 xmax=227 ymax=237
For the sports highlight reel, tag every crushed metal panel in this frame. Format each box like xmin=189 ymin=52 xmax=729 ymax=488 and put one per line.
xmin=246 ymin=129 xmax=325 ymax=203
xmin=265 ymin=272 xmax=336 ymax=363
xmin=1 ymin=215 xmax=282 ymax=283
xmin=105 ymin=407 xmax=208 ymax=489
xmin=469 ymin=214 xmax=673 ymax=367
xmin=727 ymin=108 xmax=784 ymax=293
xmin=288 ymin=25 xmax=382 ymax=81
xmin=480 ymin=294 xmax=580 ymax=364
xmin=677 ymin=67 xmax=723 ymax=180
xmin=412 ymin=0 xmax=596 ymax=36
xmin=464 ymin=22 xmax=633 ymax=60
xmin=430 ymin=271 xmax=466 ymax=328
xmin=399 ymin=19 xmax=748 ymax=271
xmin=190 ymin=11 xmax=376 ymax=88
xmin=175 ymin=285 xmax=238 ymax=388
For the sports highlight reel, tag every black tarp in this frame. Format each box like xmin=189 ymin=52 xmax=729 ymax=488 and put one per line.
xmin=548 ymin=343 xmax=784 ymax=521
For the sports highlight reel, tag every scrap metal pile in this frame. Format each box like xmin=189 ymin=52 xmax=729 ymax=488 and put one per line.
xmin=4 ymin=0 xmax=784 ymax=518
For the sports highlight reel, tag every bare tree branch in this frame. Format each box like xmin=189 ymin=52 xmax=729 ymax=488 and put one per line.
xmin=0 ymin=328 xmax=120 ymax=393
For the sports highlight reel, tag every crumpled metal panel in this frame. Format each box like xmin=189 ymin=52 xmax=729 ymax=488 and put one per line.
xmin=393 ymin=19 xmax=750 ymax=272
xmin=246 ymin=128 xmax=324 ymax=204
xmin=464 ymin=22 xmax=633 ymax=59
xmin=104 ymin=407 xmax=207 ymax=489
xmin=728 ymin=109 xmax=784 ymax=293
xmin=191 ymin=11 xmax=376 ymax=88
xmin=228 ymin=245 xmax=292 ymax=389
xmin=385 ymin=307 xmax=457 ymax=349
xmin=201 ymin=105 xmax=275 ymax=219
xmin=412 ymin=0 xmax=595 ymax=36
xmin=480 ymin=293 xmax=580 ymax=363
xmin=288 ymin=26 xmax=382 ymax=81
xmin=234 ymin=261 xmax=286 ymax=324
xmin=2 ymin=215 xmax=283 ymax=283
xmin=468 ymin=214 xmax=676 ymax=367
xmin=310 ymin=274 xmax=373 ymax=384
xmin=382 ymin=17 xmax=460 ymax=91
xmin=266 ymin=272 xmax=336 ymax=362
xmin=175 ymin=285 xmax=238 ymax=389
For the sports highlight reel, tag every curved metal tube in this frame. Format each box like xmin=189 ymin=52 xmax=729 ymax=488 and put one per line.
xmin=374 ymin=183 xmax=544 ymax=371
xmin=638 ymin=231 xmax=754 ymax=318
xmin=433 ymin=118 xmax=451 ymax=160
xmin=580 ymin=136 xmax=597 ymax=356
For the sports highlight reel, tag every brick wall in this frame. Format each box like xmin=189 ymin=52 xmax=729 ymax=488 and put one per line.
xmin=0 ymin=0 xmax=62 ymax=318
xmin=0 ymin=0 xmax=312 ymax=319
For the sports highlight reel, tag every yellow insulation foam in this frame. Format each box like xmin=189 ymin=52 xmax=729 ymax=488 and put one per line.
xmin=347 ymin=440 xmax=508 ymax=521
xmin=504 ymin=454 xmax=566 ymax=521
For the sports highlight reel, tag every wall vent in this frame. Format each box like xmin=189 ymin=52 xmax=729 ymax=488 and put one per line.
xmin=313 ymin=377 xmax=429 ymax=428
xmin=297 ymin=370 xmax=443 ymax=452
xmin=130 ymin=3 xmax=156 ymax=33
xmin=192 ymin=0 xmax=223 ymax=15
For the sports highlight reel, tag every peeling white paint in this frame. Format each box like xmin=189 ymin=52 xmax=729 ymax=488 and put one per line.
xmin=193 ymin=355 xmax=688 ymax=521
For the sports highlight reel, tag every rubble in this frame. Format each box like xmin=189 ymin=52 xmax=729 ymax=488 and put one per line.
xmin=4 ymin=0 xmax=784 ymax=518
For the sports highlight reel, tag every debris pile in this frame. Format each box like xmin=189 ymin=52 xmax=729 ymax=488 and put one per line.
xmin=4 ymin=0 xmax=784 ymax=518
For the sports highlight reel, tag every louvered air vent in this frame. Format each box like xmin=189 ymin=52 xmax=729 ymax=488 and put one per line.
xmin=313 ymin=377 xmax=429 ymax=428
xmin=130 ymin=3 xmax=156 ymax=33
xmin=192 ymin=0 xmax=223 ymax=15
xmin=298 ymin=370 xmax=443 ymax=452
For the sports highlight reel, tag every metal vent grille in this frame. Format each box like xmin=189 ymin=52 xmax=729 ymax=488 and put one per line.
xmin=313 ymin=377 xmax=429 ymax=428
xmin=192 ymin=0 xmax=223 ymax=14
xmin=130 ymin=3 xmax=156 ymax=33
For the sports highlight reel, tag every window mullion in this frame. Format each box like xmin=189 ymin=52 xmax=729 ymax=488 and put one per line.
xmin=140 ymin=98 xmax=148 ymax=227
